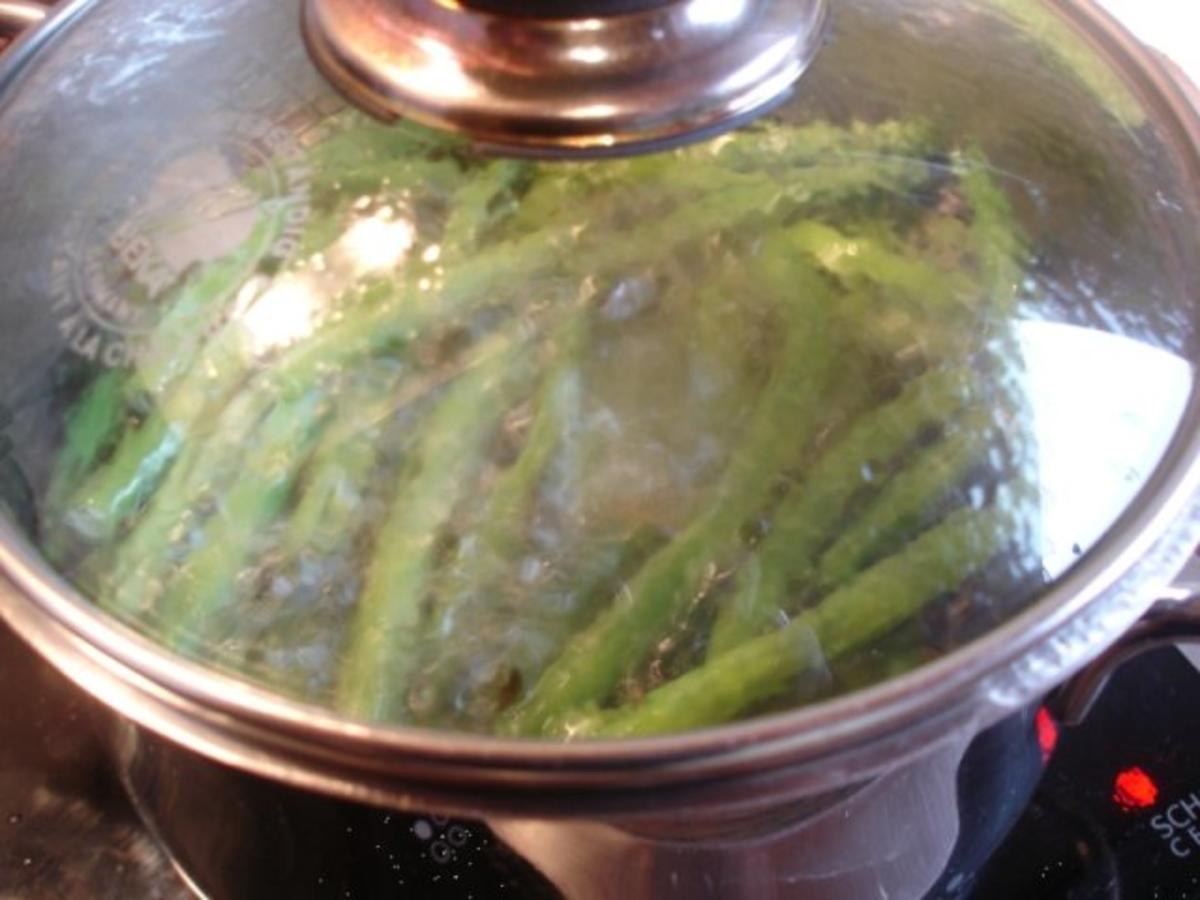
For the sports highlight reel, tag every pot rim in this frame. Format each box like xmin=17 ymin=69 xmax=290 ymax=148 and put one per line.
xmin=1 ymin=0 xmax=1199 ymax=804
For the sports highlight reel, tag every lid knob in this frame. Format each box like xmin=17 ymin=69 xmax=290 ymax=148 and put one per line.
xmin=301 ymin=0 xmax=830 ymax=157
xmin=458 ymin=0 xmax=676 ymax=16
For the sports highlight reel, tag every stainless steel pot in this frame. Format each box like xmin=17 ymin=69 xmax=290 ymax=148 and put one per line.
xmin=2 ymin=1 xmax=1200 ymax=897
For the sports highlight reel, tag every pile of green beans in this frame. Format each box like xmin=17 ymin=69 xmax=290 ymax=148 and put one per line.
xmin=41 ymin=111 xmax=1041 ymax=738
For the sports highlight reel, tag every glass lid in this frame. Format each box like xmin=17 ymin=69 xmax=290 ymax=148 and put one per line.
xmin=0 ymin=0 xmax=1196 ymax=739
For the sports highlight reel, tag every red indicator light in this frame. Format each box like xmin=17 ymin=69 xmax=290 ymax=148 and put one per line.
xmin=1113 ymin=766 xmax=1159 ymax=811
xmin=1035 ymin=707 xmax=1058 ymax=761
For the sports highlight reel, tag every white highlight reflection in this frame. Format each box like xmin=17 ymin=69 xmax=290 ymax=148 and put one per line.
xmin=566 ymin=103 xmax=620 ymax=121
xmin=1015 ymin=320 xmax=1192 ymax=578
xmin=238 ymin=207 xmax=418 ymax=355
xmin=567 ymin=45 xmax=611 ymax=66
xmin=241 ymin=277 xmax=320 ymax=355
xmin=713 ymin=36 xmax=795 ymax=97
xmin=338 ymin=210 xmax=416 ymax=272
xmin=396 ymin=36 xmax=476 ymax=101
xmin=686 ymin=0 xmax=749 ymax=27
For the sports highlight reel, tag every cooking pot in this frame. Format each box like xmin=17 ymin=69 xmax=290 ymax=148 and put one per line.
xmin=2 ymin=1 xmax=1200 ymax=898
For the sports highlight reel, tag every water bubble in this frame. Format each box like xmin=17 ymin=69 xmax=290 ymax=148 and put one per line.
xmin=601 ymin=276 xmax=656 ymax=322
xmin=519 ymin=556 xmax=544 ymax=584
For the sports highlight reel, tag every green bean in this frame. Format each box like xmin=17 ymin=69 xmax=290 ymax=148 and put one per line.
xmin=62 ymin=415 xmax=184 ymax=545
xmin=98 ymin=387 xmax=278 ymax=619
xmin=403 ymin=318 xmax=588 ymax=722
xmin=707 ymin=364 xmax=977 ymax=657
xmin=63 ymin=334 xmax=255 ymax=545
xmin=44 ymin=115 xmax=1040 ymax=738
xmin=790 ymin=220 xmax=978 ymax=320
xmin=277 ymin=311 xmax=536 ymax=567
xmin=304 ymin=116 xmax=465 ymax=179
xmin=279 ymin=365 xmax=403 ymax=560
xmin=504 ymin=141 xmax=937 ymax=249
xmin=292 ymin=112 xmax=466 ymax=215
xmin=293 ymin=156 xmax=465 ymax=264
xmin=568 ymin=500 xmax=1010 ymax=739
xmin=706 ymin=119 xmax=936 ymax=172
xmin=313 ymin=157 xmax=462 ymax=206
xmin=68 ymin=200 xmax=554 ymax=544
xmin=157 ymin=390 xmax=331 ymax=652
xmin=266 ymin=165 xmax=840 ymax=406
xmin=500 ymin=246 xmax=839 ymax=736
xmin=54 ymin=208 xmax=290 ymax=544
xmin=45 ymin=370 xmax=129 ymax=516
xmin=413 ymin=527 xmax=667 ymax=730
xmin=956 ymin=152 xmax=1027 ymax=311
xmin=440 ymin=160 xmax=533 ymax=263
xmin=280 ymin=135 xmax=952 ymax=402
xmin=335 ymin=334 xmax=541 ymax=722
xmin=62 ymin=273 xmax=403 ymax=545
xmin=58 ymin=155 xmax=482 ymax=545
xmin=135 ymin=210 xmax=284 ymax=402
xmin=480 ymin=319 xmax=586 ymax=559
xmin=814 ymin=409 xmax=993 ymax=589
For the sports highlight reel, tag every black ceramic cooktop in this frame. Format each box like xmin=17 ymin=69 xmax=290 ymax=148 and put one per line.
xmin=970 ymin=645 xmax=1200 ymax=900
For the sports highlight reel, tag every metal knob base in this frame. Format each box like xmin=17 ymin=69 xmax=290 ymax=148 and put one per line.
xmin=301 ymin=0 xmax=830 ymax=157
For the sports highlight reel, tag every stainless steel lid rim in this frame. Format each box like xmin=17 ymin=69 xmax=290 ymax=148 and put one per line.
xmin=982 ymin=489 xmax=1200 ymax=709
xmin=4 ymin=570 xmax=983 ymax=820
xmin=0 ymin=522 xmax=981 ymax=785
